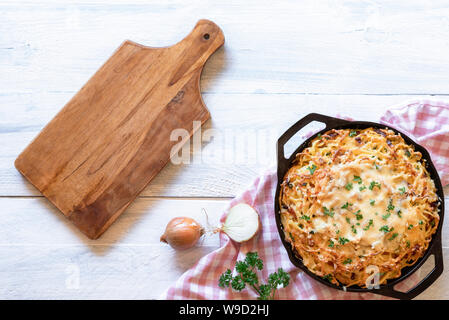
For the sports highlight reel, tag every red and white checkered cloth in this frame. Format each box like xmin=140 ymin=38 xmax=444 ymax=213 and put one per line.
xmin=160 ymin=100 xmax=449 ymax=300
xmin=380 ymin=100 xmax=449 ymax=186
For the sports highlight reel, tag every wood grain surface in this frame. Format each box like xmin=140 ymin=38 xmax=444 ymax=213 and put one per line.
xmin=1 ymin=0 xmax=449 ymax=300
xmin=14 ymin=19 xmax=225 ymax=239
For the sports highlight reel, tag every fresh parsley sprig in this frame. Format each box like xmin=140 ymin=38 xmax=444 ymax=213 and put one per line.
xmin=218 ymin=252 xmax=290 ymax=300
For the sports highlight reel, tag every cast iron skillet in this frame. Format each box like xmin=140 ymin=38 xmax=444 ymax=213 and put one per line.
xmin=275 ymin=113 xmax=444 ymax=299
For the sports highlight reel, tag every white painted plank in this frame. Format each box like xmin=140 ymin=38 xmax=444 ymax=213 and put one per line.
xmin=2 ymin=93 xmax=449 ymax=197
xmin=0 ymin=197 xmax=225 ymax=299
xmin=2 ymin=245 xmax=446 ymax=299
xmin=0 ymin=197 xmax=225 ymax=246
xmin=2 ymin=1 xmax=449 ymax=94
xmin=0 ymin=197 xmax=447 ymax=299
xmin=0 ymin=244 xmax=216 ymax=299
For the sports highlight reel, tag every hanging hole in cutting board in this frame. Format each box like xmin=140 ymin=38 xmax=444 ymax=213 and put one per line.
xmin=283 ymin=120 xmax=326 ymax=160
xmin=203 ymin=33 xmax=210 ymax=40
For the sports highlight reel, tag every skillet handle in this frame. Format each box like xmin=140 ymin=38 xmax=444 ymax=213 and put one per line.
xmin=373 ymin=236 xmax=444 ymax=300
xmin=277 ymin=113 xmax=350 ymax=173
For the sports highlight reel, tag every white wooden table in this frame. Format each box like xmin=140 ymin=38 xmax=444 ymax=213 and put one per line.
xmin=1 ymin=0 xmax=449 ymax=299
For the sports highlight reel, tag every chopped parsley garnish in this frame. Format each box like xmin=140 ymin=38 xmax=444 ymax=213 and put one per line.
xmin=363 ymin=219 xmax=374 ymax=230
xmin=328 ymin=240 xmax=334 ymax=248
xmin=405 ymin=150 xmax=411 ymax=157
xmin=382 ymin=212 xmax=391 ymax=220
xmin=374 ymin=163 xmax=381 ymax=170
xmin=289 ymin=232 xmax=295 ymax=240
xmin=343 ymin=258 xmax=352 ymax=264
xmin=323 ymin=274 xmax=333 ymax=282
xmin=345 ymin=217 xmax=351 ymax=224
xmin=408 ymin=224 xmax=413 ymax=230
xmin=353 ymin=176 xmax=362 ymax=184
xmin=345 ymin=182 xmax=353 ymax=191
xmin=397 ymin=210 xmax=402 ymax=218
xmin=398 ymin=187 xmax=406 ymax=195
xmin=351 ymin=225 xmax=357 ymax=234
xmin=359 ymin=185 xmax=367 ymax=191
xmin=341 ymin=202 xmax=353 ymax=210
xmin=379 ymin=225 xmax=394 ymax=233
xmin=354 ymin=210 xmax=363 ymax=220
xmin=323 ymin=207 xmax=335 ymax=217
xmin=370 ymin=199 xmax=375 ymax=206
xmin=406 ymin=240 xmax=411 ymax=248
xmin=298 ymin=223 xmax=304 ymax=229
xmin=369 ymin=181 xmax=381 ymax=190
xmin=387 ymin=199 xmax=395 ymax=212
xmin=388 ymin=233 xmax=399 ymax=241
xmin=338 ymin=237 xmax=350 ymax=245
xmin=301 ymin=215 xmax=310 ymax=221
xmin=349 ymin=130 xmax=357 ymax=137
xmin=307 ymin=164 xmax=317 ymax=175
xmin=419 ymin=220 xmax=424 ymax=225
xmin=430 ymin=220 xmax=435 ymax=227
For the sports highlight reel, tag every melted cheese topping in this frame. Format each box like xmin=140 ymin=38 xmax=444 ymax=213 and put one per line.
xmin=279 ymin=127 xmax=440 ymax=287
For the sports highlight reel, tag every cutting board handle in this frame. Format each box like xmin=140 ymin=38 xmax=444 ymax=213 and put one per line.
xmin=174 ymin=19 xmax=225 ymax=64
xmin=185 ymin=19 xmax=224 ymax=48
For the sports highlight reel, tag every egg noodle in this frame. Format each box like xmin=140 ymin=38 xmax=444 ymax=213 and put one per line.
xmin=279 ymin=127 xmax=440 ymax=287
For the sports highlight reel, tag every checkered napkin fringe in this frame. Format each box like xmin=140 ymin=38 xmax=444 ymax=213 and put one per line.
xmin=160 ymin=100 xmax=449 ymax=300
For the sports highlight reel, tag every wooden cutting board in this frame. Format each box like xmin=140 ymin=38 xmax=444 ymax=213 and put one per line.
xmin=15 ymin=19 xmax=225 ymax=239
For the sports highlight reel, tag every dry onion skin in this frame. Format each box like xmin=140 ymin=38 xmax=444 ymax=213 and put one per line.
xmin=160 ymin=217 xmax=204 ymax=250
xmin=279 ymin=127 xmax=440 ymax=287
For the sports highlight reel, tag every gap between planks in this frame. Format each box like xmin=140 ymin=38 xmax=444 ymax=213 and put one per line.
xmin=8 ymin=91 xmax=449 ymax=96
xmin=0 ymin=195 xmax=447 ymax=200
xmin=0 ymin=195 xmax=233 ymax=200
